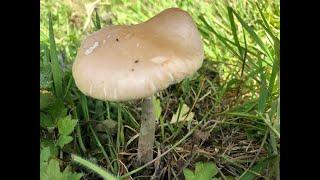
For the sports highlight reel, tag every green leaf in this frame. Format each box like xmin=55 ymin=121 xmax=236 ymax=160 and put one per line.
xmin=184 ymin=162 xmax=218 ymax=180
xmin=41 ymin=159 xmax=83 ymax=180
xmin=41 ymin=159 xmax=63 ymax=180
xmin=49 ymin=144 xmax=59 ymax=157
xmin=41 ymin=139 xmax=59 ymax=157
xmin=47 ymin=159 xmax=61 ymax=175
xmin=62 ymin=172 xmax=83 ymax=180
xmin=40 ymin=147 xmax=51 ymax=163
xmin=40 ymin=162 xmax=47 ymax=179
xmin=225 ymin=176 xmax=236 ymax=180
xmin=48 ymin=99 xmax=67 ymax=122
xmin=153 ymin=97 xmax=161 ymax=121
xmin=57 ymin=116 xmax=78 ymax=136
xmin=195 ymin=162 xmax=218 ymax=179
xmin=62 ymin=166 xmax=83 ymax=180
xmin=170 ymin=104 xmax=194 ymax=124
xmin=183 ymin=168 xmax=195 ymax=180
xmin=57 ymin=135 xmax=74 ymax=148
xmin=40 ymin=112 xmax=55 ymax=129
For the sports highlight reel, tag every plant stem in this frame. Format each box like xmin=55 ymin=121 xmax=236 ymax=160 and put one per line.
xmin=72 ymin=154 xmax=117 ymax=180
xmin=138 ymin=95 xmax=156 ymax=164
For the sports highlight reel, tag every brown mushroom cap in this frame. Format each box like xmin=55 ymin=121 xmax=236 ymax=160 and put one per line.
xmin=72 ymin=8 xmax=204 ymax=101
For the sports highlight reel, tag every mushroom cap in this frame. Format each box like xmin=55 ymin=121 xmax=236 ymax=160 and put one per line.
xmin=72 ymin=8 xmax=204 ymax=101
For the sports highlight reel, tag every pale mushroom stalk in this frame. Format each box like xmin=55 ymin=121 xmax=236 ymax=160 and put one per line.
xmin=137 ymin=95 xmax=156 ymax=164
xmin=72 ymin=8 xmax=204 ymax=166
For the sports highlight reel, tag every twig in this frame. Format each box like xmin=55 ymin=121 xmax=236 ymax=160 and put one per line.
xmin=239 ymin=130 xmax=269 ymax=179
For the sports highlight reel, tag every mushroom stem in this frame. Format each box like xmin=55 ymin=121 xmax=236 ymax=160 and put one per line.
xmin=138 ymin=95 xmax=156 ymax=164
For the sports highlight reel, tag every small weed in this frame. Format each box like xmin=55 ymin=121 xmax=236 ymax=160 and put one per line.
xmin=183 ymin=162 xmax=219 ymax=180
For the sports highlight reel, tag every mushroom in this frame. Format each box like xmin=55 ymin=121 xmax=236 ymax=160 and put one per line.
xmin=72 ymin=8 xmax=204 ymax=165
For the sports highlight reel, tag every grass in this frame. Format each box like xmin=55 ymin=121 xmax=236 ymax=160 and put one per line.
xmin=40 ymin=0 xmax=280 ymax=179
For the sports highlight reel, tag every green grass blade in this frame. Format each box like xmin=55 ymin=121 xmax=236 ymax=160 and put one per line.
xmin=221 ymin=155 xmax=265 ymax=178
xmin=48 ymin=12 xmax=63 ymax=98
xmin=256 ymin=2 xmax=271 ymax=29
xmin=116 ymin=104 xmax=123 ymax=152
xmin=227 ymin=6 xmax=243 ymax=59
xmin=105 ymin=129 xmax=118 ymax=171
xmin=268 ymin=36 xmax=280 ymax=97
xmin=89 ymin=125 xmax=115 ymax=173
xmin=257 ymin=21 xmax=280 ymax=46
xmin=240 ymin=27 xmax=248 ymax=77
xmin=63 ymin=75 xmax=74 ymax=99
xmin=78 ymin=93 xmax=90 ymax=120
xmin=256 ymin=2 xmax=279 ymax=45
xmin=76 ymin=92 xmax=115 ymax=172
xmin=198 ymin=16 xmax=267 ymax=66
xmin=255 ymin=4 xmax=280 ymax=98
xmin=121 ymin=107 xmax=139 ymax=129
xmin=94 ymin=9 xmax=101 ymax=30
xmin=67 ymin=95 xmax=87 ymax=153
xmin=255 ymin=3 xmax=280 ymax=47
xmin=231 ymin=8 xmax=273 ymax=61
xmin=115 ymin=104 xmax=124 ymax=173
xmin=198 ymin=15 xmax=241 ymax=59
xmin=72 ymin=154 xmax=118 ymax=180
xmin=257 ymin=59 xmax=268 ymax=113
xmin=260 ymin=114 xmax=280 ymax=139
